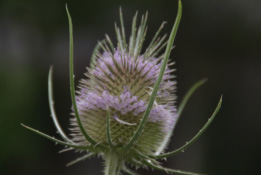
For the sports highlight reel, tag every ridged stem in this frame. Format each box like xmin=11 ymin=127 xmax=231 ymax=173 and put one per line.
xmin=104 ymin=152 xmax=122 ymax=175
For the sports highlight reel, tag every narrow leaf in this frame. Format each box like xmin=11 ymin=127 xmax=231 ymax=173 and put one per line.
xmin=21 ymin=124 xmax=91 ymax=150
xmin=48 ymin=66 xmax=73 ymax=143
xmin=155 ymin=78 xmax=207 ymax=155
xmin=177 ymin=78 xmax=208 ymax=121
xmin=123 ymin=0 xmax=182 ymax=151
xmin=144 ymin=160 xmax=205 ymax=175
xmin=155 ymin=95 xmax=222 ymax=159
xmin=66 ymin=5 xmax=97 ymax=146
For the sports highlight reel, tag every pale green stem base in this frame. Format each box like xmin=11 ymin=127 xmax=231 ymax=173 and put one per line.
xmin=104 ymin=152 xmax=123 ymax=175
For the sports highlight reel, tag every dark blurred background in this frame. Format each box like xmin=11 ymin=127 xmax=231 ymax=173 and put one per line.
xmin=0 ymin=0 xmax=260 ymax=174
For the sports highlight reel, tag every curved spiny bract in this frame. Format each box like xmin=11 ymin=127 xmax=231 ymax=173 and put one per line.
xmin=48 ymin=66 xmax=73 ymax=143
xmin=66 ymin=5 xmax=98 ymax=146
xmin=154 ymin=96 xmax=222 ymax=159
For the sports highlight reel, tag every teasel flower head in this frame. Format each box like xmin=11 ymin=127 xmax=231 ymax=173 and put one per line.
xmin=22 ymin=1 xmax=222 ymax=175
xmin=71 ymin=16 xmax=178 ymax=155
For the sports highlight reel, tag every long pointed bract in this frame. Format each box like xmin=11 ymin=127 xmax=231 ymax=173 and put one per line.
xmin=155 ymin=95 xmax=222 ymax=159
xmin=155 ymin=78 xmax=207 ymax=155
xmin=66 ymin=152 xmax=95 ymax=166
xmin=66 ymin=5 xmax=97 ymax=146
xmin=123 ymin=0 xmax=182 ymax=151
xmin=21 ymin=124 xmax=91 ymax=150
xmin=176 ymin=78 xmax=208 ymax=122
xmin=48 ymin=66 xmax=73 ymax=143
xmin=144 ymin=160 xmax=205 ymax=175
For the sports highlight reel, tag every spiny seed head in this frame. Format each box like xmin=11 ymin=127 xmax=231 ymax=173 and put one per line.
xmin=70 ymin=12 xmax=178 ymax=157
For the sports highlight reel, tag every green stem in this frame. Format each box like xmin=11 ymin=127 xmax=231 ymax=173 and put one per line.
xmin=104 ymin=152 xmax=122 ymax=175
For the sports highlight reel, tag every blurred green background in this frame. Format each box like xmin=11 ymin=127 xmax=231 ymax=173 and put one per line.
xmin=1 ymin=0 xmax=260 ymax=174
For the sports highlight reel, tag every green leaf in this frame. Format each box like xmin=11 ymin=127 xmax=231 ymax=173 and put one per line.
xmin=155 ymin=95 xmax=222 ymax=159
xmin=177 ymin=78 xmax=208 ymax=121
xmin=66 ymin=5 xmax=97 ymax=146
xmin=48 ymin=66 xmax=73 ymax=143
xmin=21 ymin=124 xmax=91 ymax=150
xmin=122 ymin=0 xmax=182 ymax=151
xmin=144 ymin=160 xmax=205 ymax=175
xmin=155 ymin=78 xmax=207 ymax=155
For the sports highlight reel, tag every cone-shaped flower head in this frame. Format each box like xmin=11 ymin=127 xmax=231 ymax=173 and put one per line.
xmin=70 ymin=11 xmax=178 ymax=157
